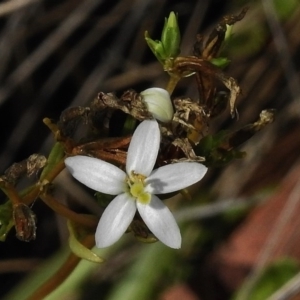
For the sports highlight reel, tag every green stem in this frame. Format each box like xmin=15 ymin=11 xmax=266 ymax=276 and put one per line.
xmin=166 ymin=73 xmax=181 ymax=95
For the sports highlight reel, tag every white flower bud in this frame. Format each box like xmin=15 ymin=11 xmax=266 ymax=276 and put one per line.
xmin=140 ymin=87 xmax=174 ymax=123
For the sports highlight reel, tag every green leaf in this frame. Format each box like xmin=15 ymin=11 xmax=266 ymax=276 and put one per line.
xmin=233 ymin=258 xmax=299 ymax=300
xmin=122 ymin=115 xmax=137 ymax=135
xmin=67 ymin=220 xmax=104 ymax=263
xmin=144 ymin=31 xmax=167 ymax=65
xmin=273 ymin=0 xmax=299 ymax=19
xmin=145 ymin=11 xmax=181 ymax=66
xmin=196 ymin=131 xmax=245 ymax=167
xmin=210 ymin=57 xmax=230 ymax=69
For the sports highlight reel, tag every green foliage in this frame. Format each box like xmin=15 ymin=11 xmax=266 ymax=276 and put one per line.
xmin=122 ymin=115 xmax=137 ymax=135
xmin=210 ymin=57 xmax=231 ymax=68
xmin=67 ymin=220 xmax=104 ymax=263
xmin=234 ymin=258 xmax=300 ymax=300
xmin=273 ymin=0 xmax=299 ymax=19
xmin=145 ymin=11 xmax=181 ymax=66
xmin=221 ymin=203 xmax=251 ymax=223
xmin=228 ymin=24 xmax=268 ymax=58
xmin=161 ymin=12 xmax=181 ymax=58
xmin=106 ymin=243 xmax=181 ymax=300
xmin=196 ymin=131 xmax=245 ymax=167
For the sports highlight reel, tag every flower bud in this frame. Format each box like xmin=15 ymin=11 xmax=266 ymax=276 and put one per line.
xmin=161 ymin=12 xmax=181 ymax=58
xmin=145 ymin=11 xmax=181 ymax=66
xmin=140 ymin=88 xmax=174 ymax=123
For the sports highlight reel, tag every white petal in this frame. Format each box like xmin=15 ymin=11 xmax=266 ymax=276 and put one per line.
xmin=141 ymin=88 xmax=174 ymax=123
xmin=126 ymin=120 xmax=160 ymax=177
xmin=146 ymin=162 xmax=207 ymax=194
xmin=65 ymin=156 xmax=126 ymax=195
xmin=95 ymin=193 xmax=136 ymax=248
xmin=137 ymin=195 xmax=181 ymax=249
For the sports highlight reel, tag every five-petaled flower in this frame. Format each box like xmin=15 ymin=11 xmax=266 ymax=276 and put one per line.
xmin=65 ymin=120 xmax=207 ymax=249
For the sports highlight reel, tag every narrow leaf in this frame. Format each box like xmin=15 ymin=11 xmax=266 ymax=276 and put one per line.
xmin=67 ymin=220 xmax=104 ymax=263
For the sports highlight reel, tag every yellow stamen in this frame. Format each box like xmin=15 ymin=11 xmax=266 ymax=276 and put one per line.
xmin=129 ymin=179 xmax=151 ymax=204
xmin=138 ymin=191 xmax=151 ymax=204
xmin=130 ymin=182 xmax=144 ymax=198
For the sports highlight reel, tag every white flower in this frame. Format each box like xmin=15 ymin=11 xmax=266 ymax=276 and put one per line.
xmin=141 ymin=87 xmax=174 ymax=122
xmin=65 ymin=120 xmax=207 ymax=249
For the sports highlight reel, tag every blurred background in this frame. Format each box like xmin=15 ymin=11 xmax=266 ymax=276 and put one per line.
xmin=1 ymin=0 xmax=300 ymax=299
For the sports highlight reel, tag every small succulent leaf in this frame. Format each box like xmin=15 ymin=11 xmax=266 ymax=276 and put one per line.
xmin=210 ymin=57 xmax=231 ymax=69
xmin=145 ymin=31 xmax=167 ymax=65
xmin=67 ymin=220 xmax=104 ymax=263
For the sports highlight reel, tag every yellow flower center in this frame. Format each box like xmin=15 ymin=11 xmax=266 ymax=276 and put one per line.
xmin=127 ymin=172 xmax=151 ymax=204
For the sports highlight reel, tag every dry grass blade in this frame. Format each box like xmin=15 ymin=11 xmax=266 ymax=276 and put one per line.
xmin=0 ymin=0 xmax=104 ymax=106
xmin=0 ymin=0 xmax=39 ymax=17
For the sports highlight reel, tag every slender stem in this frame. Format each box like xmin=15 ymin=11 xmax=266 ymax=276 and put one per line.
xmin=43 ymin=117 xmax=59 ymax=137
xmin=27 ymin=234 xmax=95 ymax=300
xmin=40 ymin=194 xmax=98 ymax=228
xmin=22 ymin=187 xmax=40 ymax=205
xmin=166 ymin=74 xmax=181 ymax=95
xmin=0 ymin=183 xmax=22 ymax=205
xmin=43 ymin=158 xmax=66 ymax=183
